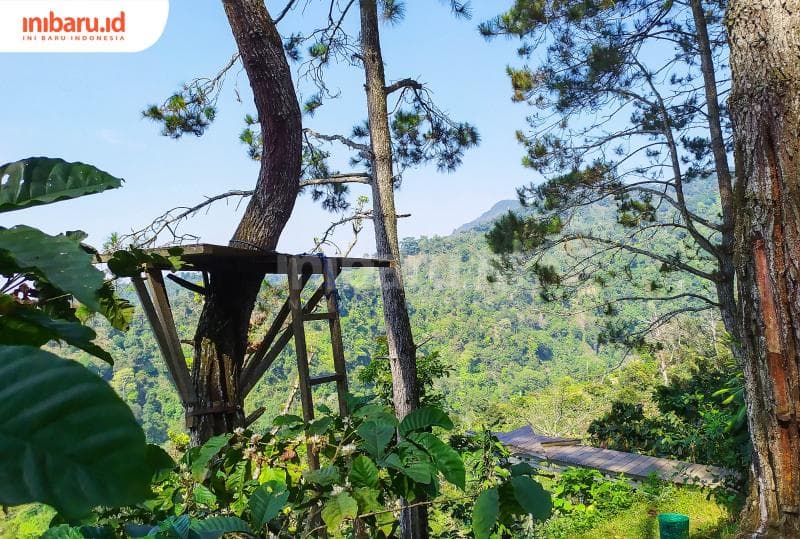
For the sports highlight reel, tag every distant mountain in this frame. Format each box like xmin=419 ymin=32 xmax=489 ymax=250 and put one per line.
xmin=453 ymin=199 xmax=523 ymax=234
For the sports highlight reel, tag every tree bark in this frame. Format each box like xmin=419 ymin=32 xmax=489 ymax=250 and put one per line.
xmin=727 ymin=0 xmax=800 ymax=535
xmin=189 ymin=0 xmax=302 ymax=444
xmin=358 ymin=1 xmax=426 ymax=537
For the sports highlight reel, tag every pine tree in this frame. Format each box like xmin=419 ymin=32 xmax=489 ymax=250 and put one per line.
xmin=727 ymin=0 xmax=800 ymax=533
xmin=481 ymin=0 xmax=739 ymax=352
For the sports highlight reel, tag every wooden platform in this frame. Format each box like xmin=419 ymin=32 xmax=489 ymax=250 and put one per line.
xmin=497 ymin=426 xmax=737 ymax=487
xmin=100 ymin=243 xmax=392 ymax=274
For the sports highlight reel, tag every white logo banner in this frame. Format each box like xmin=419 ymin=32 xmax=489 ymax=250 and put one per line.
xmin=0 ymin=0 xmax=169 ymax=53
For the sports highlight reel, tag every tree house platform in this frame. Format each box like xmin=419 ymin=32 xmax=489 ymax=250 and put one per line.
xmin=106 ymin=244 xmax=392 ymax=465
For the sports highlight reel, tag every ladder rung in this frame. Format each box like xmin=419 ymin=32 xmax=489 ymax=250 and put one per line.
xmin=303 ymin=312 xmax=335 ymax=322
xmin=310 ymin=374 xmax=342 ymax=386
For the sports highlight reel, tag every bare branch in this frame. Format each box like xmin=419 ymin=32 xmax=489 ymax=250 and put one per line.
xmin=385 ymin=78 xmax=423 ymax=95
xmin=300 ymin=173 xmax=371 ymax=186
xmin=303 ymin=127 xmax=371 ymax=154
xmin=273 ymin=0 xmax=298 ymax=24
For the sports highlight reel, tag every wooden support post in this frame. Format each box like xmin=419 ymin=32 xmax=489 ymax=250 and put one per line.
xmin=323 ymin=257 xmax=349 ymax=417
xmin=132 ymin=273 xmax=193 ymax=403
xmin=288 ymin=256 xmax=318 ymax=470
xmin=240 ymin=277 xmax=330 ymax=397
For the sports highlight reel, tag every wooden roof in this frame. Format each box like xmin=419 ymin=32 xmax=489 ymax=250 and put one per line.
xmin=103 ymin=243 xmax=393 ymax=274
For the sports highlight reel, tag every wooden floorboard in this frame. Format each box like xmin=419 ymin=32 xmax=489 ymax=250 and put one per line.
xmin=496 ymin=426 xmax=736 ymax=487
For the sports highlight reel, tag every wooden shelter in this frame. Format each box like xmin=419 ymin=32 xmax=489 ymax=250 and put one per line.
xmin=115 ymin=244 xmax=391 ymax=456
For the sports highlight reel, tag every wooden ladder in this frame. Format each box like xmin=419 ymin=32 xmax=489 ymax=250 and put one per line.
xmin=286 ymin=255 xmax=349 ymax=469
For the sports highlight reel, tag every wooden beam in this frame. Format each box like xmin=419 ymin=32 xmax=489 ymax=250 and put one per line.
xmin=144 ymin=269 xmax=193 ymax=403
xmin=132 ymin=274 xmax=193 ymax=403
xmin=288 ymin=256 xmax=318 ymax=470
xmin=323 ymin=256 xmax=349 ymax=416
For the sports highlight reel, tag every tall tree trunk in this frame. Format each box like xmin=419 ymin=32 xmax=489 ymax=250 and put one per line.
xmin=189 ymin=0 xmax=302 ymax=444
xmin=359 ymin=1 xmax=426 ymax=537
xmin=727 ymin=1 xmax=800 ymax=535
xmin=690 ymin=0 xmax=741 ymax=348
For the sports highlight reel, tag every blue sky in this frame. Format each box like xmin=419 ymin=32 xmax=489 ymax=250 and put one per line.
xmin=1 ymin=1 xmax=532 ymax=254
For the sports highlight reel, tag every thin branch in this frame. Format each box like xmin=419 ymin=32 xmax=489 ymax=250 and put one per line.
xmin=303 ymin=128 xmax=371 ymax=154
xmin=273 ymin=0 xmax=298 ymax=24
xmin=385 ymin=78 xmax=423 ymax=95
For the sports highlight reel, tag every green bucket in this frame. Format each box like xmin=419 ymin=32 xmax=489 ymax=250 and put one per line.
xmin=658 ymin=513 xmax=689 ymax=539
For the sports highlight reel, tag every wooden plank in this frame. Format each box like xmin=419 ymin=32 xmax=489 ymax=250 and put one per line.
xmin=310 ymin=374 xmax=342 ymax=386
xmin=131 ymin=275 xmax=192 ymax=404
xmin=303 ymin=312 xmax=335 ymax=322
xmin=138 ymin=268 xmax=194 ymax=404
xmin=99 ymin=244 xmax=392 ymax=272
xmin=288 ymin=257 xmax=318 ymax=471
xmin=323 ymin=257 xmax=349 ymax=417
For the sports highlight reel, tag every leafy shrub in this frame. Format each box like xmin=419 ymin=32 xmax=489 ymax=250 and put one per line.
xmin=588 ymin=361 xmax=749 ymax=473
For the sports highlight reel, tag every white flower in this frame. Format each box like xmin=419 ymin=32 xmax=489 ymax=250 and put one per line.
xmin=250 ymin=433 xmax=263 ymax=444
xmin=340 ymin=443 xmax=357 ymax=457
xmin=331 ymin=485 xmax=345 ymax=496
xmin=234 ymin=427 xmax=245 ymax=436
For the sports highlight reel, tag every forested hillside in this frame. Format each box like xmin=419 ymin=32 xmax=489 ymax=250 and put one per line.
xmin=60 ymin=177 xmax=725 ymax=447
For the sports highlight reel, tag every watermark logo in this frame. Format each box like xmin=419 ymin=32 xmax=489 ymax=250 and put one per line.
xmin=0 ymin=0 xmax=169 ymax=52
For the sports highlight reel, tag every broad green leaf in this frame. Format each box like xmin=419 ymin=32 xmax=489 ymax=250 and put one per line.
xmin=146 ymin=443 xmax=176 ymax=474
xmin=400 ymin=462 xmax=432 ymax=484
xmin=352 ymin=487 xmax=382 ymax=513
xmin=96 ymin=282 xmax=135 ymax=331
xmin=399 ymin=406 xmax=454 ymax=435
xmin=41 ymin=525 xmax=84 ymax=539
xmin=304 ymin=465 xmax=341 ymax=486
xmin=272 ymin=414 xmax=304 ymax=426
xmin=158 ymin=515 xmax=190 ymax=539
xmin=192 ymin=484 xmax=217 ymax=507
xmin=0 ymin=226 xmax=104 ymax=311
xmin=349 ymin=455 xmax=379 ymax=488
xmin=105 ymin=247 xmax=183 ymax=277
xmin=357 ymin=419 xmax=395 ymax=457
xmin=408 ymin=432 xmax=466 ymax=489
xmin=249 ymin=484 xmax=290 ymax=529
xmin=510 ymin=476 xmax=552 ymax=521
xmin=190 ymin=434 xmax=231 ymax=480
xmin=321 ymin=492 xmax=358 ymax=532
xmin=0 ymin=346 xmax=151 ymax=518
xmin=0 ymin=299 xmax=112 ymax=363
xmin=191 ymin=516 xmax=251 ymax=539
xmin=0 ymin=158 xmax=122 ymax=213
xmin=472 ymin=487 xmax=500 ymax=539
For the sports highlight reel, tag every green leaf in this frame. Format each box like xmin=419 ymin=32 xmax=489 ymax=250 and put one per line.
xmin=0 ymin=226 xmax=105 ymax=311
xmin=349 ymin=455 xmax=379 ymax=488
xmin=190 ymin=434 xmax=231 ymax=480
xmin=0 ymin=299 xmax=112 ymax=363
xmin=408 ymin=432 xmax=466 ymax=489
xmin=191 ymin=516 xmax=251 ymax=538
xmin=357 ymin=419 xmax=395 ymax=457
xmin=472 ymin=487 xmax=500 ymax=539
xmin=510 ymin=476 xmax=552 ymax=521
xmin=192 ymin=484 xmax=217 ymax=507
xmin=96 ymin=282 xmax=135 ymax=331
xmin=249 ymin=484 xmax=290 ymax=529
xmin=399 ymin=406 xmax=454 ymax=435
xmin=41 ymin=525 xmax=84 ymax=539
xmin=0 ymin=346 xmax=151 ymax=518
xmin=321 ymin=492 xmax=358 ymax=532
xmin=146 ymin=443 xmax=176 ymax=475
xmin=304 ymin=465 xmax=341 ymax=486
xmin=0 ymin=157 xmax=122 ymax=213
xmin=352 ymin=487 xmax=382 ymax=513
